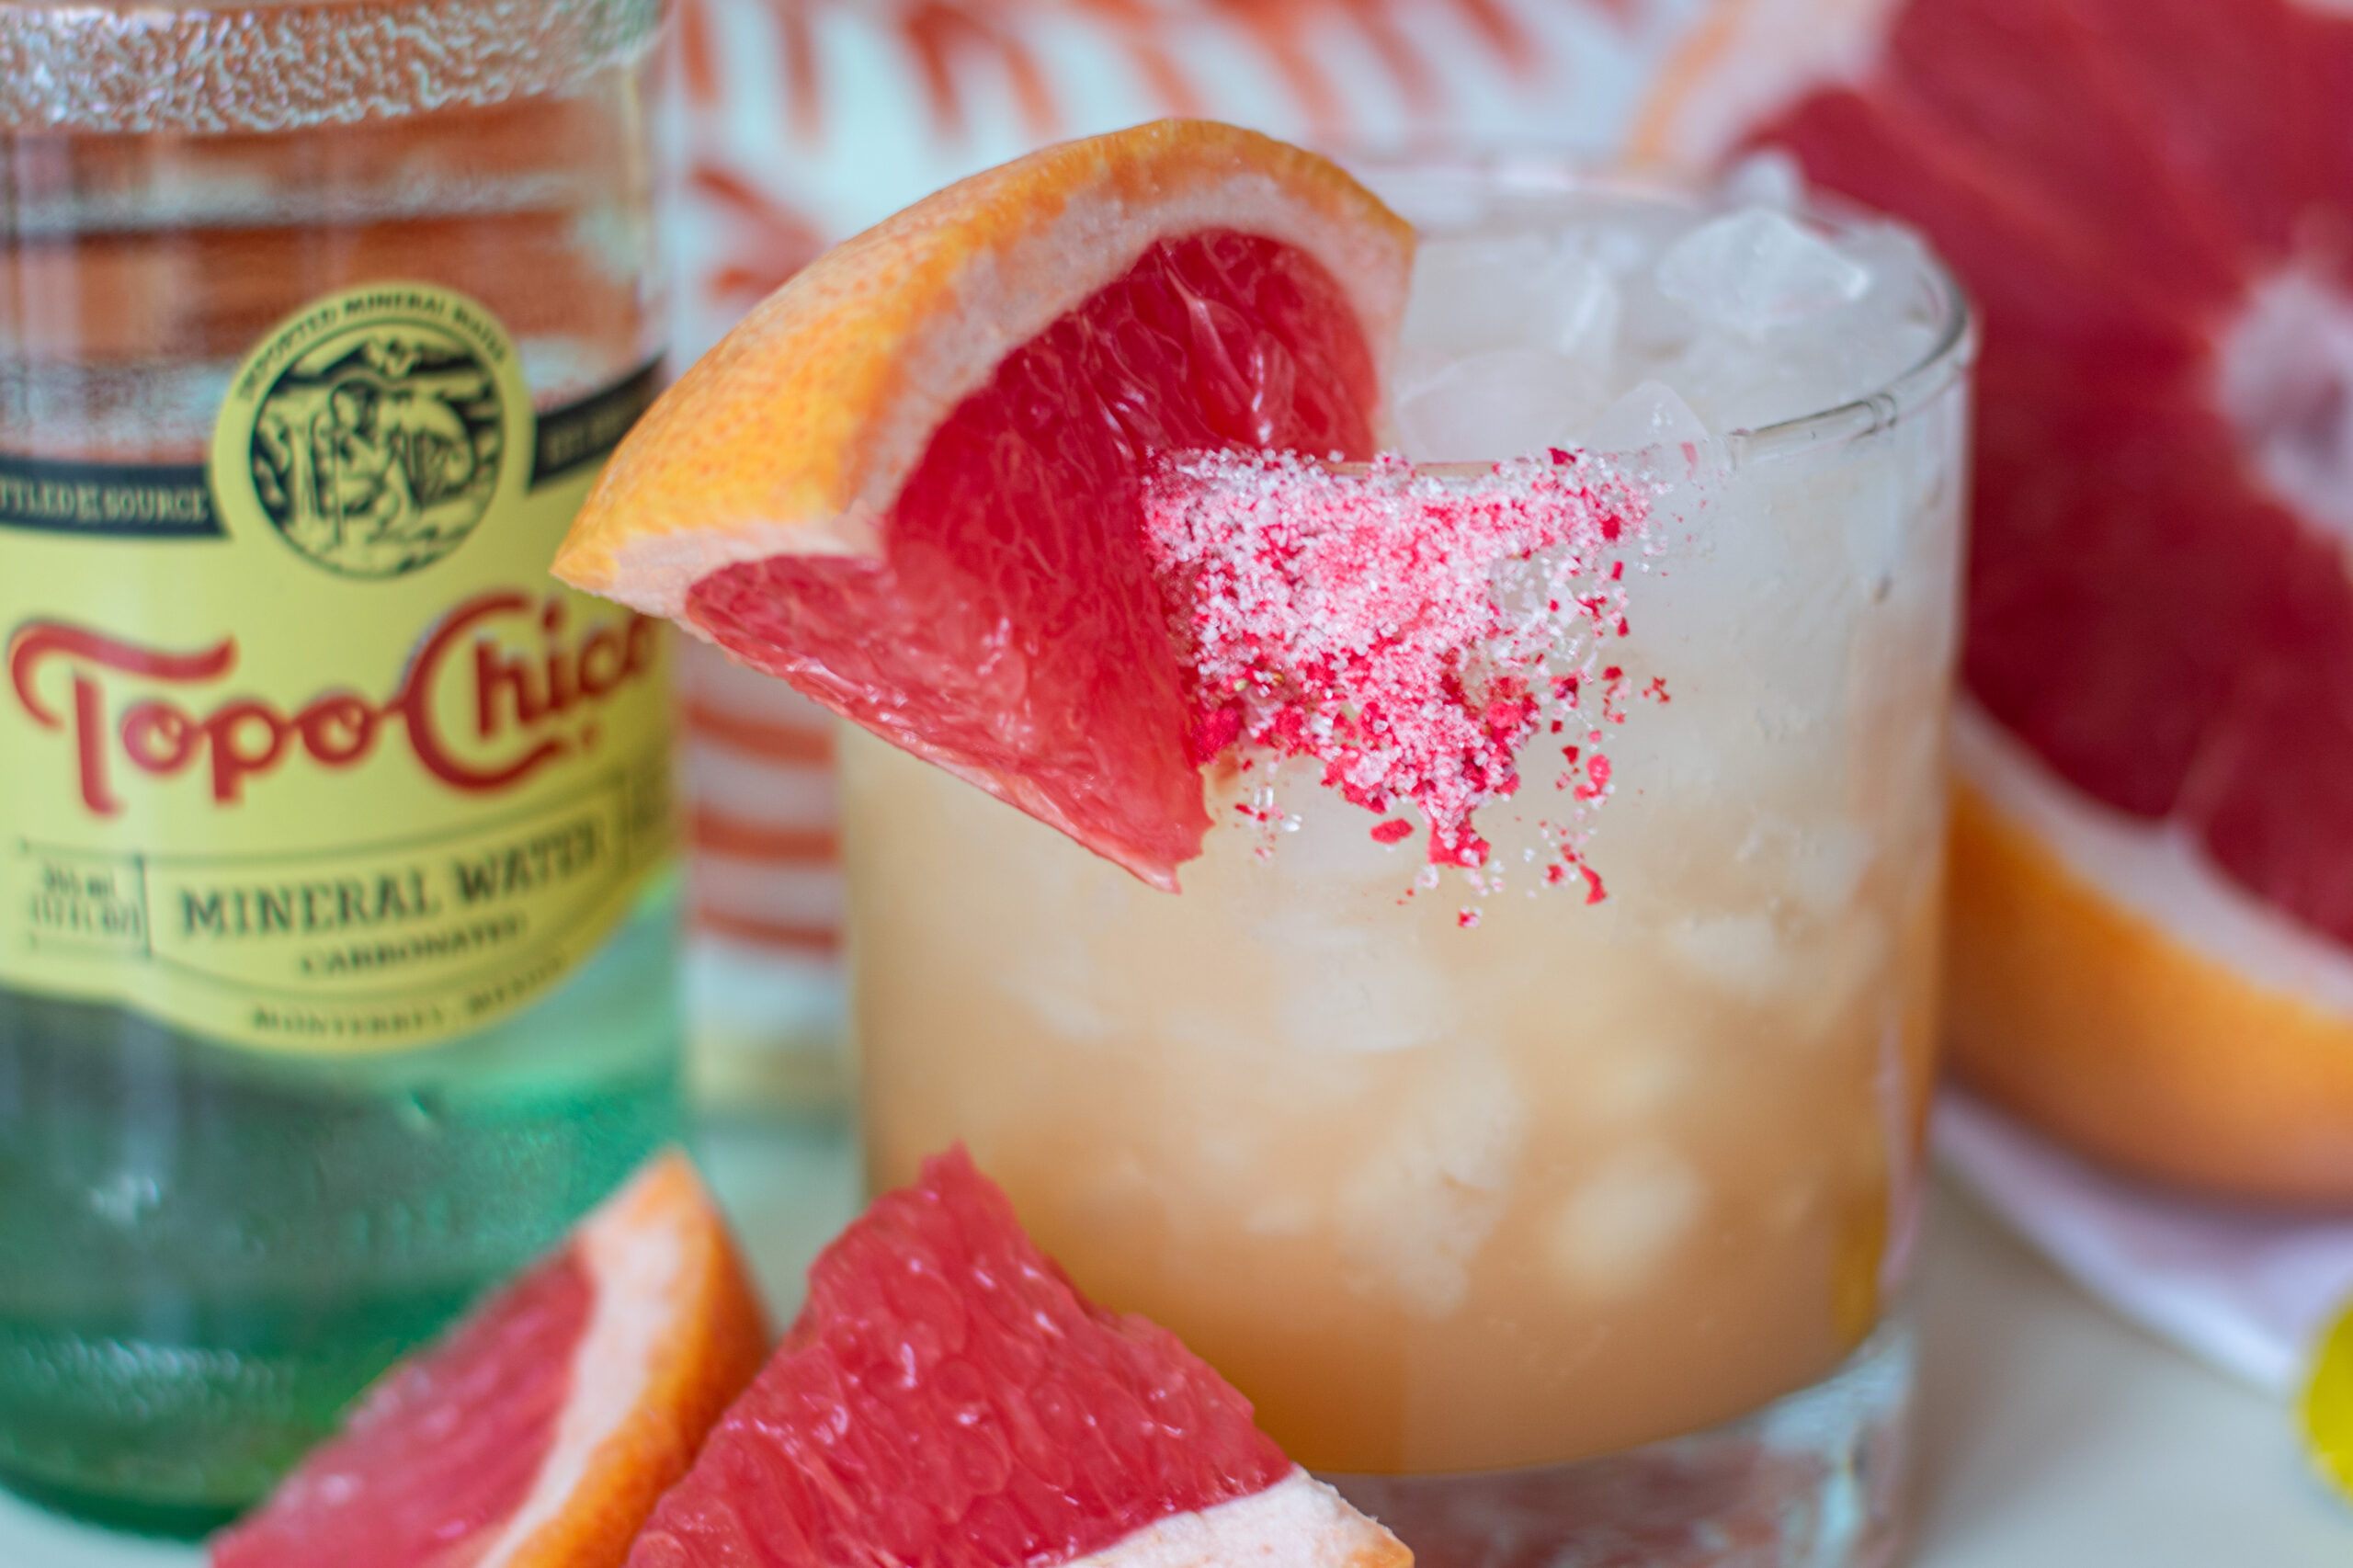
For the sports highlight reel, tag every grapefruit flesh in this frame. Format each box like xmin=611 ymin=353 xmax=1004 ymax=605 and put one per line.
xmin=551 ymin=123 xmax=1410 ymax=890
xmin=212 ymin=1152 xmax=768 ymax=1568
xmin=624 ymin=1147 xmax=1407 ymax=1568
xmin=1709 ymin=0 xmax=2353 ymax=949
xmin=682 ymin=228 xmax=1380 ymax=888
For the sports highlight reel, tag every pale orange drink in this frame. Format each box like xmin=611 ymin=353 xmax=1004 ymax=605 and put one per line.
xmin=554 ymin=129 xmax=1973 ymax=1568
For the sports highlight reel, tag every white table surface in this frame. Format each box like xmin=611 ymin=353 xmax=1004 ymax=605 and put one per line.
xmin=8 ymin=1120 xmax=2352 ymax=1567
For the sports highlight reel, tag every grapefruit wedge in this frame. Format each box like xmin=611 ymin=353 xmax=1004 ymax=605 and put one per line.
xmin=211 ymin=1152 xmax=767 ymax=1568
xmin=1641 ymin=0 xmax=2353 ymax=1201
xmin=624 ymin=1146 xmax=1409 ymax=1568
xmin=554 ymin=119 xmax=1412 ymax=890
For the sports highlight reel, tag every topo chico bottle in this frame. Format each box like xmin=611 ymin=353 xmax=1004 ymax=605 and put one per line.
xmin=0 ymin=0 xmax=683 ymax=1531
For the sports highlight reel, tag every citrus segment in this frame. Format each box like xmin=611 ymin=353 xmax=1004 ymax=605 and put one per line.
xmin=1643 ymin=0 xmax=2353 ymax=1191
xmin=211 ymin=1152 xmax=768 ymax=1568
xmin=554 ymin=121 xmax=1411 ymax=888
xmin=684 ymin=229 xmax=1381 ymax=885
xmin=623 ymin=1147 xmax=1409 ymax=1568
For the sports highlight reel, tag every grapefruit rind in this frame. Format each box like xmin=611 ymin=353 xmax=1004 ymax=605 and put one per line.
xmin=212 ymin=1151 xmax=768 ymax=1568
xmin=1949 ymin=708 xmax=2353 ymax=1203
xmin=473 ymin=1153 xmax=770 ymax=1568
xmin=1068 ymin=1469 xmax=1410 ymax=1568
xmin=554 ymin=120 xmax=1414 ymax=622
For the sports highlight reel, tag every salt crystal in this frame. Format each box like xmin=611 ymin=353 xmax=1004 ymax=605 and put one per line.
xmin=1655 ymin=207 xmax=1870 ymax=340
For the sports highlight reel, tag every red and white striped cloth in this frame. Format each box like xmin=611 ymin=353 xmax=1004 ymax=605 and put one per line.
xmin=681 ymin=640 xmax=842 ymax=958
xmin=676 ymin=640 xmax=848 ymax=1109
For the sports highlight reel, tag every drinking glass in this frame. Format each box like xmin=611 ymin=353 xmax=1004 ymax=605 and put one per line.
xmin=845 ymin=153 xmax=1974 ymax=1568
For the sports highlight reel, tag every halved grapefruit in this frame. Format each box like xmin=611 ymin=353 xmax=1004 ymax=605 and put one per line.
xmin=1640 ymin=0 xmax=2353 ymax=1202
xmin=554 ymin=119 xmax=1411 ymax=891
xmin=623 ymin=1146 xmax=1410 ymax=1568
xmin=211 ymin=1151 xmax=767 ymax=1568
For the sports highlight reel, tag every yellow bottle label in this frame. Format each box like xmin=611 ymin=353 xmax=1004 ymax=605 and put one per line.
xmin=0 ymin=282 xmax=671 ymax=1055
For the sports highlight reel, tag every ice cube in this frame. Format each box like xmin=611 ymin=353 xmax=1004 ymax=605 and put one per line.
xmin=1404 ymin=234 xmax=1621 ymax=365
xmin=1270 ymin=924 xmax=1447 ymax=1055
xmin=1717 ymin=149 xmax=1806 ymax=212
xmin=1666 ymin=911 xmax=1786 ymax=1000
xmin=1396 ymin=348 xmax=1608 ymax=462
xmin=1577 ymin=378 xmax=1724 ymax=489
xmin=1551 ymin=257 xmax=1620 ymax=365
xmin=1789 ymin=823 xmax=1875 ymax=915
xmin=1655 ymin=207 xmax=1871 ymax=340
xmin=1335 ymin=1050 xmax=1524 ymax=1317
xmin=1544 ymin=1142 xmax=1707 ymax=1299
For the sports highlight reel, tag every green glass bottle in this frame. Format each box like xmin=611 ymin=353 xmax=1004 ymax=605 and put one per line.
xmin=0 ymin=0 xmax=683 ymax=1530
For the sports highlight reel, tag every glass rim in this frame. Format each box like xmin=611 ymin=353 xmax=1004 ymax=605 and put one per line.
xmin=1329 ymin=143 xmax=1980 ymax=470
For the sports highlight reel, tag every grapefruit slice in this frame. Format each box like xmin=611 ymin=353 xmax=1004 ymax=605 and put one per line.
xmin=554 ymin=119 xmax=1412 ymax=891
xmin=623 ymin=1146 xmax=1411 ymax=1568
xmin=1640 ymin=0 xmax=2353 ymax=1201
xmin=211 ymin=1152 xmax=767 ymax=1568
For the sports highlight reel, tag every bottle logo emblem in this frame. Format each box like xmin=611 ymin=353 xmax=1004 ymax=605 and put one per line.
xmin=247 ymin=321 xmax=504 ymax=576
xmin=215 ymin=282 xmax=531 ymax=579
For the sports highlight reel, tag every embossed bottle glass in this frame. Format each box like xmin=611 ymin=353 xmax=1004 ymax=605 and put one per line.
xmin=0 ymin=0 xmax=681 ymax=1531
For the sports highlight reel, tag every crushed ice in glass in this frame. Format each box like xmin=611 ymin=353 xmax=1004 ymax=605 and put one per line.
xmin=1381 ymin=166 xmax=1943 ymax=453
xmin=1655 ymin=208 xmax=1869 ymax=338
xmin=1139 ymin=163 xmax=1948 ymax=907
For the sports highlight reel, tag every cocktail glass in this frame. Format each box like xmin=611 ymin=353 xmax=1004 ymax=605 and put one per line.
xmin=844 ymin=153 xmax=1974 ymax=1568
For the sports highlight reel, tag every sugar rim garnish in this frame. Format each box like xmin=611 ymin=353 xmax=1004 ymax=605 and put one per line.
xmin=1142 ymin=448 xmax=1661 ymax=908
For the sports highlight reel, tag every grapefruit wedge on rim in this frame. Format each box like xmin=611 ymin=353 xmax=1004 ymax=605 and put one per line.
xmin=623 ymin=1145 xmax=1410 ymax=1568
xmin=211 ymin=1152 xmax=767 ymax=1568
xmin=1640 ymin=0 xmax=2353 ymax=1201
xmin=554 ymin=119 xmax=1412 ymax=890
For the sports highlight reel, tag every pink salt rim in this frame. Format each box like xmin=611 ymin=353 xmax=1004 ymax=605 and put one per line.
xmin=1142 ymin=447 xmax=1659 ymax=896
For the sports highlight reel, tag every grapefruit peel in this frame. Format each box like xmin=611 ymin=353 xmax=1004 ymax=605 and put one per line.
xmin=1949 ymin=709 xmax=2353 ymax=1198
xmin=211 ymin=1151 xmax=768 ymax=1568
xmin=554 ymin=120 xmax=1414 ymax=622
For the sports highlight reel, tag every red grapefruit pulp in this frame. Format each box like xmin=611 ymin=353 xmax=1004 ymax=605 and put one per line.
xmin=681 ymin=228 xmax=1381 ymax=888
xmin=1715 ymin=0 xmax=2353 ymax=948
xmin=624 ymin=1148 xmax=1402 ymax=1568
